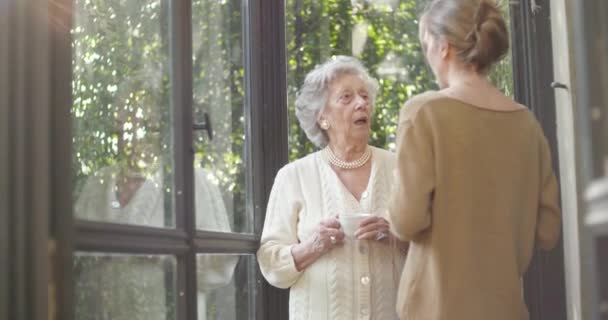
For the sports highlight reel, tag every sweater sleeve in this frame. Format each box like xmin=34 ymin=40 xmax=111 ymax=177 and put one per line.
xmin=536 ymin=132 xmax=561 ymax=251
xmin=256 ymin=167 xmax=303 ymax=289
xmin=389 ymin=105 xmax=435 ymax=241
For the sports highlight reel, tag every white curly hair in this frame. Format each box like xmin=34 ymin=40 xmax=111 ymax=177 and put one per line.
xmin=295 ymin=55 xmax=379 ymax=148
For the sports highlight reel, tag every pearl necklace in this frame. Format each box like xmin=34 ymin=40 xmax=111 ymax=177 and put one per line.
xmin=324 ymin=145 xmax=371 ymax=170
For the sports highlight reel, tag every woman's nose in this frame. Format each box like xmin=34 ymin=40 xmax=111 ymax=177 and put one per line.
xmin=354 ymin=95 xmax=368 ymax=110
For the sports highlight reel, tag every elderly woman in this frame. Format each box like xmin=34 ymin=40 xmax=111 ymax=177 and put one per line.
xmin=389 ymin=1 xmax=561 ymax=319
xmin=257 ymin=56 xmax=407 ymax=320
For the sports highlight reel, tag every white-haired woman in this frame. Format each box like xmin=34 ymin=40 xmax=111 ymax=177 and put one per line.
xmin=257 ymin=56 xmax=407 ymax=320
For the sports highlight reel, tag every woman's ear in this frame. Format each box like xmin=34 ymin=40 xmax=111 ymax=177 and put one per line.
xmin=439 ymin=38 xmax=450 ymax=60
xmin=319 ymin=118 xmax=330 ymax=130
xmin=318 ymin=107 xmax=329 ymax=124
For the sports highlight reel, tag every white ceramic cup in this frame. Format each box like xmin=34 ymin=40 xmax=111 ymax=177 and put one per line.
xmin=339 ymin=213 xmax=372 ymax=238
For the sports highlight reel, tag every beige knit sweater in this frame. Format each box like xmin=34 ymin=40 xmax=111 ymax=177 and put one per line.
xmin=389 ymin=91 xmax=561 ymax=320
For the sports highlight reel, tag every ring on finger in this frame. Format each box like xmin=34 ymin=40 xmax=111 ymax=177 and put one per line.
xmin=375 ymin=230 xmax=388 ymax=241
xmin=329 ymin=235 xmax=337 ymax=245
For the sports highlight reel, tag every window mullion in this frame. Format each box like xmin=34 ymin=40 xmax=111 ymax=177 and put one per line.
xmin=74 ymin=221 xmax=189 ymax=254
xmin=248 ymin=1 xmax=289 ymax=320
xmin=169 ymin=0 xmax=196 ymax=319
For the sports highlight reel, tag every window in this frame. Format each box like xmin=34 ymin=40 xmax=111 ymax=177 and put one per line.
xmin=72 ymin=0 xmax=174 ymax=228
xmin=285 ymin=0 xmax=513 ymax=159
xmin=191 ymin=0 xmax=251 ymax=234
xmin=70 ymin=1 xmax=265 ymax=319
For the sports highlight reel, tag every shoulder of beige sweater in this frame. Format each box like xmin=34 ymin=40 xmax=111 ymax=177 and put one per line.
xmin=530 ymin=113 xmax=553 ymax=148
xmin=399 ymin=90 xmax=443 ymax=122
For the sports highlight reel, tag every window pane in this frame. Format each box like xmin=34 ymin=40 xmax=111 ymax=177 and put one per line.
xmin=196 ymin=254 xmax=254 ymax=320
xmin=192 ymin=1 xmax=251 ymax=233
xmin=285 ymin=0 xmax=513 ymax=159
xmin=74 ymin=253 xmax=176 ymax=320
xmin=285 ymin=0 xmax=432 ymax=158
xmin=71 ymin=0 xmax=174 ymax=228
xmin=488 ymin=2 xmax=514 ymax=97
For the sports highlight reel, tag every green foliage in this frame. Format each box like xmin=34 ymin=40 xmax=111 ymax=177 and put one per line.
xmin=191 ymin=0 xmax=247 ymax=231
xmin=488 ymin=0 xmax=514 ymax=98
xmin=286 ymin=0 xmax=434 ymax=160
xmin=71 ymin=0 xmax=171 ymax=199
xmin=72 ymin=0 xmax=249 ymax=231
xmin=286 ymin=0 xmax=513 ymax=161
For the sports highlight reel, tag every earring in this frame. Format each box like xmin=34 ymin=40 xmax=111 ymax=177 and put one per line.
xmin=320 ymin=120 xmax=330 ymax=130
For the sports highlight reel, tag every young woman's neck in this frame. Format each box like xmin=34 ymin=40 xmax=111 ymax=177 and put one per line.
xmin=443 ymin=61 xmax=489 ymax=90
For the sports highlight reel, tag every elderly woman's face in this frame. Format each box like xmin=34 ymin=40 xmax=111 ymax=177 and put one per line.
xmin=320 ymin=73 xmax=372 ymax=143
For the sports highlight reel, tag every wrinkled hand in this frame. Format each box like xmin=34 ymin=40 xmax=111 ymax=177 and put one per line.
xmin=354 ymin=216 xmax=391 ymax=242
xmin=291 ymin=216 xmax=346 ymax=272
xmin=308 ymin=216 xmax=345 ymax=253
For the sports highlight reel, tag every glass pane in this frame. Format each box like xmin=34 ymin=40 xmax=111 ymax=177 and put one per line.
xmin=196 ymin=254 xmax=254 ymax=320
xmin=488 ymin=2 xmax=514 ymax=97
xmin=71 ymin=0 xmax=174 ymax=228
xmin=192 ymin=1 xmax=251 ymax=233
xmin=285 ymin=0 xmax=513 ymax=159
xmin=285 ymin=0 xmax=432 ymax=158
xmin=74 ymin=253 xmax=176 ymax=320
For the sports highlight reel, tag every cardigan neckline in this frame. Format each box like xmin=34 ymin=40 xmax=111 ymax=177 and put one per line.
xmin=316 ymin=147 xmax=379 ymax=206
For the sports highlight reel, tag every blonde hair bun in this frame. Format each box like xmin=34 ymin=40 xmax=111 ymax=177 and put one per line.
xmin=422 ymin=0 xmax=509 ymax=73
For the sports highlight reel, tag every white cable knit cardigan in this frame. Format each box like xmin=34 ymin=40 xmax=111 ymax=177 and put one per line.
xmin=257 ymin=147 xmax=406 ymax=320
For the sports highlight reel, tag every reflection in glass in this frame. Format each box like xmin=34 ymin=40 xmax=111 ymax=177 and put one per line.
xmin=71 ymin=0 xmax=173 ymax=227
xmin=74 ymin=253 xmax=176 ymax=320
xmin=193 ymin=168 xmax=233 ymax=232
xmin=196 ymin=254 xmax=253 ymax=320
xmin=192 ymin=0 xmax=251 ymax=233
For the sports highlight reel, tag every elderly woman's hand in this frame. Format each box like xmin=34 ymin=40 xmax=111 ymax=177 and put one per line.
xmin=354 ymin=216 xmax=409 ymax=253
xmin=354 ymin=216 xmax=392 ymax=242
xmin=291 ymin=216 xmax=345 ymax=271
xmin=310 ymin=216 xmax=345 ymax=251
